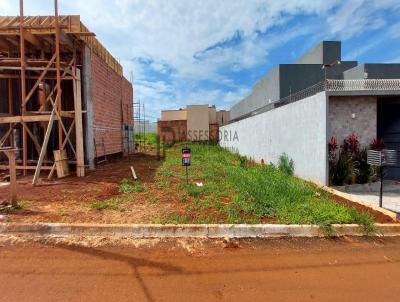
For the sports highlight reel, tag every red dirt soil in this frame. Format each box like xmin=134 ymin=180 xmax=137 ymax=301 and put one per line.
xmin=1 ymin=237 xmax=400 ymax=302
xmin=0 ymin=152 xmax=395 ymax=224
xmin=0 ymin=153 xmax=184 ymax=223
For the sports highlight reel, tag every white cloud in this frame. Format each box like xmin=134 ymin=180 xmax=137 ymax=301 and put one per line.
xmin=2 ymin=0 xmax=399 ymax=120
xmin=326 ymin=0 xmax=400 ymax=40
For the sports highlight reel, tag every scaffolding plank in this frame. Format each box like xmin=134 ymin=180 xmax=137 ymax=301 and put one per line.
xmin=0 ymin=115 xmax=59 ymax=124
xmin=0 ymin=165 xmax=52 ymax=170
xmin=74 ymin=68 xmax=85 ymax=177
xmin=32 ymin=97 xmax=58 ymax=185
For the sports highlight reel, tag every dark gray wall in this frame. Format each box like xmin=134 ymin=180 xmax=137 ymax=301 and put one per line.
xmin=343 ymin=64 xmax=400 ymax=79
xmin=377 ymin=97 xmax=400 ymax=180
xmin=279 ymin=64 xmax=323 ymax=98
xmin=230 ymin=60 xmax=357 ymax=119
xmin=295 ymin=41 xmax=341 ymax=65
xmin=280 ymin=62 xmax=357 ymax=98
xmin=230 ymin=40 xmax=360 ymax=119
xmin=365 ymin=64 xmax=400 ymax=79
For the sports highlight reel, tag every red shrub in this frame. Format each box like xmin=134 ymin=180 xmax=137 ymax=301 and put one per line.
xmin=343 ymin=133 xmax=359 ymax=155
xmin=370 ymin=138 xmax=385 ymax=151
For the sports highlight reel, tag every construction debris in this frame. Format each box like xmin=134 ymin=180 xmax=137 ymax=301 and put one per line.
xmin=130 ymin=166 xmax=138 ymax=181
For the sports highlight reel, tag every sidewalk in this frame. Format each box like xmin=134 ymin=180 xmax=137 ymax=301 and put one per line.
xmin=335 ymin=181 xmax=400 ymax=214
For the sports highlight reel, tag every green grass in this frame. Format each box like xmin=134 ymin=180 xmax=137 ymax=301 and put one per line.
xmin=89 ymin=179 xmax=148 ymax=212
xmin=157 ymin=143 xmax=375 ymax=232
xmin=89 ymin=197 xmax=128 ymax=212
xmin=135 ymin=133 xmax=158 ymax=149
xmin=119 ymin=179 xmax=146 ymax=194
xmin=0 ymin=200 xmax=31 ymax=213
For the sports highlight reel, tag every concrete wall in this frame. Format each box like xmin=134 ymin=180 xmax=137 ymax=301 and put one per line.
xmin=187 ymin=105 xmax=210 ymax=141
xmin=220 ymin=92 xmax=328 ymax=185
xmin=208 ymin=106 xmax=217 ymax=124
xmin=161 ymin=109 xmax=187 ymax=121
xmin=82 ymin=46 xmax=95 ymax=168
xmin=216 ymin=110 xmax=230 ymax=125
xmin=230 ymin=67 xmax=280 ymax=119
xmin=329 ymin=96 xmax=377 ymax=146
xmin=342 ymin=65 xmax=365 ymax=79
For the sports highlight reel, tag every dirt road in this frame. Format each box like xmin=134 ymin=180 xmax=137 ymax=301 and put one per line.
xmin=1 ymin=237 xmax=400 ymax=302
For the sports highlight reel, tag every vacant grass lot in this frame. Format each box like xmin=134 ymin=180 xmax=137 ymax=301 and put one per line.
xmin=154 ymin=143 xmax=375 ymax=232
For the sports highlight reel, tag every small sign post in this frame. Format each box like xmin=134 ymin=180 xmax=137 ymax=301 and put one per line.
xmin=367 ymin=149 xmax=398 ymax=208
xmin=182 ymin=147 xmax=191 ymax=184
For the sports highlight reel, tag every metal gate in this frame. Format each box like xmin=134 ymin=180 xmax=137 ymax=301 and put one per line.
xmin=378 ymin=98 xmax=400 ymax=180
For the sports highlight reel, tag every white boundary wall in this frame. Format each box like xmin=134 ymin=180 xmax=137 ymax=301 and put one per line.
xmin=220 ymin=92 xmax=328 ymax=185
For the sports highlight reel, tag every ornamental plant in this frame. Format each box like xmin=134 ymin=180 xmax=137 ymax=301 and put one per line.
xmin=328 ymin=134 xmax=383 ymax=186
xmin=343 ymin=132 xmax=360 ymax=157
xmin=370 ymin=138 xmax=385 ymax=151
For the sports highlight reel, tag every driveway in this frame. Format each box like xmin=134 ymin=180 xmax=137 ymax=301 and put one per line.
xmin=335 ymin=181 xmax=400 ymax=213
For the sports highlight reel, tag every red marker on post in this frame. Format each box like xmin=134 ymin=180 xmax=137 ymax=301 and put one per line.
xmin=182 ymin=147 xmax=191 ymax=184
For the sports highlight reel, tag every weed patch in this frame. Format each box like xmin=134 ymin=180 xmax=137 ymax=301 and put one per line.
xmin=157 ymin=143 xmax=376 ymax=232
xmin=119 ymin=178 xmax=146 ymax=194
xmin=89 ymin=197 xmax=129 ymax=212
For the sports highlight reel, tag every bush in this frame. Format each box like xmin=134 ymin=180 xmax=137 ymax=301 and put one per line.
xmin=278 ymin=153 xmax=294 ymax=175
xmin=330 ymin=150 xmax=354 ymax=186
xmin=328 ymin=134 xmax=384 ymax=185
xmin=355 ymin=148 xmax=373 ymax=184
xmin=370 ymin=138 xmax=385 ymax=151
xmin=238 ymin=155 xmax=248 ymax=168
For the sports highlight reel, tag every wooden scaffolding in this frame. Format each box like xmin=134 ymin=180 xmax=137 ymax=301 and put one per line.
xmin=0 ymin=1 xmax=121 ymax=184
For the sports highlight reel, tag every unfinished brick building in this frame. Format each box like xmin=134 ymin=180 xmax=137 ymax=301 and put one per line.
xmin=0 ymin=7 xmax=133 ymax=184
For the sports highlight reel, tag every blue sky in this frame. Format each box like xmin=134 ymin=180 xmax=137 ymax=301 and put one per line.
xmin=1 ymin=0 xmax=400 ymax=121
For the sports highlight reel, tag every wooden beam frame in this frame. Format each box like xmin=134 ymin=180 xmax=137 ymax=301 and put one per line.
xmin=23 ymin=31 xmax=42 ymax=48
xmin=19 ymin=0 xmax=27 ymax=175
xmin=48 ymin=120 xmax=75 ymax=179
xmin=48 ymin=95 xmax=77 ymax=157
xmin=22 ymin=52 xmax=56 ymax=107
xmin=32 ymin=96 xmax=58 ymax=185
xmin=21 ymin=122 xmax=41 ymax=155
xmin=0 ymin=115 xmax=59 ymax=124
xmin=0 ymin=165 xmax=52 ymax=170
xmin=0 ymin=126 xmax=14 ymax=147
xmin=0 ymin=2 xmax=88 ymax=179
xmin=74 ymin=68 xmax=84 ymax=176
xmin=0 ymin=37 xmax=10 ymax=50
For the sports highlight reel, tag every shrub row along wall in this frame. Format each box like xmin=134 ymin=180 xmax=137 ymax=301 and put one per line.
xmin=91 ymin=52 xmax=133 ymax=156
xmin=220 ymin=92 xmax=329 ymax=185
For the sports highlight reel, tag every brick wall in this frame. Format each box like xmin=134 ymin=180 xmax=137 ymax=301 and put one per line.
xmin=122 ymin=77 xmax=133 ymax=126
xmin=209 ymin=123 xmax=219 ymax=144
xmin=158 ymin=120 xmax=187 ymax=142
xmin=91 ymin=52 xmax=133 ymax=156
xmin=329 ymin=96 xmax=377 ymax=146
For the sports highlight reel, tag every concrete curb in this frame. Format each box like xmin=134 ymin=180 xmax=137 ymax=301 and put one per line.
xmin=323 ymin=186 xmax=399 ymax=222
xmin=1 ymin=223 xmax=400 ymax=238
